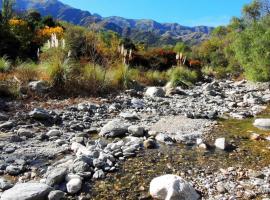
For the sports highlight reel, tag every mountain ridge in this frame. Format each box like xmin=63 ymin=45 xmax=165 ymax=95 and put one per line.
xmin=2 ymin=0 xmax=214 ymax=46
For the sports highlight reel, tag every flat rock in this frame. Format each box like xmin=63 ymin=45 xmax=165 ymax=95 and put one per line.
xmin=99 ymin=119 xmax=130 ymax=138
xmin=150 ymin=116 xmax=211 ymax=143
xmin=1 ymin=182 xmax=52 ymax=200
xmin=254 ymin=119 xmax=270 ymax=130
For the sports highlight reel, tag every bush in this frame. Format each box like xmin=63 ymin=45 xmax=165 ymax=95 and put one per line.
xmin=232 ymin=19 xmax=270 ymax=82
xmin=168 ymin=67 xmax=199 ymax=87
xmin=0 ymin=56 xmax=11 ymax=72
xmin=14 ymin=62 xmax=39 ymax=83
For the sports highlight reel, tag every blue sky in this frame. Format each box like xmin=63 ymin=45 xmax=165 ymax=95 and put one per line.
xmin=61 ymin=0 xmax=252 ymax=27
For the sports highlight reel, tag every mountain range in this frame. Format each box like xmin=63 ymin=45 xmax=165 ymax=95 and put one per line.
xmin=1 ymin=0 xmax=214 ymax=46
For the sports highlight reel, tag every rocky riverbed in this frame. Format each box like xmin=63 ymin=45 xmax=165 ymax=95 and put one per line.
xmin=0 ymin=79 xmax=270 ymax=200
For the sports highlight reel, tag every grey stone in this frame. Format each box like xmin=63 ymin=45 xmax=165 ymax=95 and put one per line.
xmin=17 ymin=128 xmax=34 ymax=138
xmin=119 ymin=112 xmax=139 ymax=120
xmin=45 ymin=167 xmax=67 ymax=186
xmin=0 ymin=122 xmax=14 ymax=129
xmin=93 ymin=169 xmax=105 ymax=179
xmin=128 ymin=125 xmax=145 ymax=137
xmin=72 ymin=161 xmax=91 ymax=173
xmin=99 ymin=119 xmax=129 ymax=138
xmin=46 ymin=129 xmax=62 ymax=137
xmin=6 ymin=165 xmax=23 ymax=176
xmin=29 ymin=108 xmax=51 ymax=120
xmin=0 ymin=178 xmax=13 ymax=190
xmin=48 ymin=190 xmax=65 ymax=200
xmin=28 ymin=81 xmax=48 ymax=94
xmin=1 ymin=182 xmax=52 ymax=200
xmin=145 ymin=87 xmax=165 ymax=98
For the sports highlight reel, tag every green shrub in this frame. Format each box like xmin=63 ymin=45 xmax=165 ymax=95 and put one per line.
xmin=144 ymin=70 xmax=168 ymax=86
xmin=0 ymin=56 xmax=11 ymax=72
xmin=168 ymin=67 xmax=199 ymax=87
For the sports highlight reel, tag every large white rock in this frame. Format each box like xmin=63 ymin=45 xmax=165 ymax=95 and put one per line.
xmin=66 ymin=178 xmax=82 ymax=194
xmin=214 ymin=138 xmax=227 ymax=150
xmin=0 ymin=183 xmax=52 ymax=200
xmin=28 ymin=81 xmax=48 ymax=94
xmin=253 ymin=119 xmax=270 ymax=130
xmin=145 ymin=87 xmax=165 ymax=98
xmin=149 ymin=174 xmax=200 ymax=200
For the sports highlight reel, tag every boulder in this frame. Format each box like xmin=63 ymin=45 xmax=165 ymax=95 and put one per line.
xmin=1 ymin=183 xmax=52 ymax=200
xmin=0 ymin=178 xmax=13 ymax=190
xmin=29 ymin=108 xmax=51 ymax=120
xmin=149 ymin=174 xmax=200 ymax=200
xmin=128 ymin=125 xmax=145 ymax=137
xmin=0 ymin=121 xmax=14 ymax=130
xmin=145 ymin=87 xmax=165 ymax=98
xmin=99 ymin=119 xmax=129 ymax=138
xmin=6 ymin=165 xmax=24 ymax=176
xmin=45 ymin=167 xmax=67 ymax=186
xmin=17 ymin=128 xmax=34 ymax=138
xmin=214 ymin=138 xmax=227 ymax=150
xmin=28 ymin=81 xmax=48 ymax=94
xmin=66 ymin=178 xmax=82 ymax=194
xmin=253 ymin=119 xmax=270 ymax=130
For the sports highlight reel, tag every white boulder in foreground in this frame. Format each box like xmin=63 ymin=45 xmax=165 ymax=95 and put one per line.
xmin=149 ymin=174 xmax=200 ymax=200
xmin=253 ymin=118 xmax=270 ymax=130
xmin=0 ymin=183 xmax=52 ymax=200
xmin=145 ymin=87 xmax=165 ymax=98
xmin=214 ymin=138 xmax=227 ymax=150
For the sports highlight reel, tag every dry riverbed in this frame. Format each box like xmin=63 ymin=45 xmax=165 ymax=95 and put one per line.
xmin=0 ymin=79 xmax=270 ymax=199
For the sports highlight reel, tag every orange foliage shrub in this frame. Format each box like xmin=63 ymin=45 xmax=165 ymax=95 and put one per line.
xmin=37 ymin=26 xmax=64 ymax=40
xmin=9 ymin=19 xmax=27 ymax=26
xmin=189 ymin=60 xmax=201 ymax=68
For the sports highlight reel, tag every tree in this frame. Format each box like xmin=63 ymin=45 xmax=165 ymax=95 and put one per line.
xmin=232 ymin=18 xmax=270 ymax=81
xmin=1 ymin=0 xmax=14 ymax=25
xmin=27 ymin=11 xmax=42 ymax=30
xmin=211 ymin=26 xmax=228 ymax=38
xmin=174 ymin=42 xmax=190 ymax=54
xmin=42 ymin=16 xmax=56 ymax=27
xmin=242 ymin=0 xmax=262 ymax=21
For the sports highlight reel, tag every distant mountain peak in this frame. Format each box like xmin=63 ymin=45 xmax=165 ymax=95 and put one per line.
xmin=9 ymin=0 xmax=214 ymax=46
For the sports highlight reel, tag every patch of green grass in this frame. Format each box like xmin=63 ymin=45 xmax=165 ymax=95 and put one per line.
xmin=0 ymin=57 xmax=11 ymax=72
xmin=168 ymin=66 xmax=199 ymax=87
